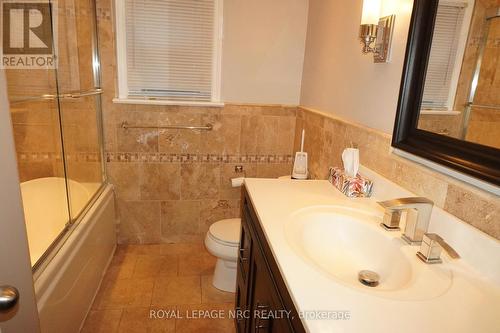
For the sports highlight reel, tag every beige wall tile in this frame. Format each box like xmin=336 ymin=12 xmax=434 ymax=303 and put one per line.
xmin=199 ymin=199 xmax=241 ymax=233
xmin=219 ymin=163 xmax=256 ymax=200
xmin=17 ymin=161 xmax=55 ymax=182
xmin=256 ymin=116 xmax=280 ymax=154
xmin=181 ymin=164 xmax=220 ymax=200
xmin=444 ymin=184 xmax=500 ymax=239
xmin=117 ymin=128 xmax=159 ymax=152
xmin=161 ymin=200 xmax=201 ymax=243
xmin=256 ymin=164 xmax=293 ymax=179
xmin=200 ymin=114 xmax=241 ymax=155
xmin=107 ymin=162 xmax=140 ymax=200
xmin=140 ymin=164 xmax=181 ymax=200
xmin=117 ymin=200 xmax=162 ymax=244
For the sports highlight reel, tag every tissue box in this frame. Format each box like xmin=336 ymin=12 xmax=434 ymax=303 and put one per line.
xmin=328 ymin=167 xmax=373 ymax=198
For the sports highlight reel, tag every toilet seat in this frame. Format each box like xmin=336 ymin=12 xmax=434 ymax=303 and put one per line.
xmin=208 ymin=218 xmax=240 ymax=247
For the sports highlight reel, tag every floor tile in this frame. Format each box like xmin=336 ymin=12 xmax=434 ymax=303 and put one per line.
xmin=116 ymin=244 xmax=162 ymax=256
xmin=151 ymin=276 xmax=202 ymax=306
xmin=175 ymin=303 xmax=236 ymax=333
xmin=160 ymin=242 xmax=205 ymax=256
xmin=95 ymin=277 xmax=155 ymax=309
xmin=81 ymin=309 xmax=122 ymax=333
xmin=178 ymin=253 xmax=217 ymax=276
xmin=133 ymin=254 xmax=178 ymax=278
xmin=118 ymin=307 xmax=175 ymax=333
xmin=201 ymin=275 xmax=235 ymax=304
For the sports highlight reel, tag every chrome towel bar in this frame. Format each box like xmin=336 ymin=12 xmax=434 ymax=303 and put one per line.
xmin=121 ymin=121 xmax=213 ymax=131
xmin=10 ymin=88 xmax=103 ymax=105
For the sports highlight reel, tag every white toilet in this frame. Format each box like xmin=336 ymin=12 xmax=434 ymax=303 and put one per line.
xmin=205 ymin=218 xmax=241 ymax=292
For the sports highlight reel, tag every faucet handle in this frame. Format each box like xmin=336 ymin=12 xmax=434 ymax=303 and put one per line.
xmin=417 ymin=233 xmax=460 ymax=264
xmin=380 ymin=210 xmax=402 ymax=231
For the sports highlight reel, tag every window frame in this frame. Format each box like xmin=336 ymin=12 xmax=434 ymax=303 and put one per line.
xmin=420 ymin=0 xmax=473 ymax=112
xmin=113 ymin=0 xmax=224 ymax=107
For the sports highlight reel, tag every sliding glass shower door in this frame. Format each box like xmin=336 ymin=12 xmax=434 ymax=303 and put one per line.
xmin=5 ymin=0 xmax=105 ymax=269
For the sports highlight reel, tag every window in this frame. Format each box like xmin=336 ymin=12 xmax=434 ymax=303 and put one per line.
xmin=115 ymin=0 xmax=223 ymax=104
xmin=421 ymin=2 xmax=468 ymax=110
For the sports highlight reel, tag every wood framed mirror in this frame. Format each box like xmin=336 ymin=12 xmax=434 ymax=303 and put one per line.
xmin=393 ymin=0 xmax=500 ymax=186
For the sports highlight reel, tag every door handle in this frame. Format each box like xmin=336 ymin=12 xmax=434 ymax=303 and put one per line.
xmin=0 ymin=285 xmax=19 ymax=311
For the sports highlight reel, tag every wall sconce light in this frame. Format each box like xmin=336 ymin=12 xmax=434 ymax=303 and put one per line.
xmin=359 ymin=0 xmax=396 ymax=63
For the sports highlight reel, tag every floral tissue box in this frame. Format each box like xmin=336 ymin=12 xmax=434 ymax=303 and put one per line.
xmin=328 ymin=167 xmax=373 ymax=198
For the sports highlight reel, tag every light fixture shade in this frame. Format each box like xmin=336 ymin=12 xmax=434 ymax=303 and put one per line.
xmin=361 ymin=0 xmax=382 ymax=25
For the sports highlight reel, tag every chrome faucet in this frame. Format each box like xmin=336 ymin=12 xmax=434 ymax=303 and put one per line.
xmin=377 ymin=197 xmax=434 ymax=245
xmin=416 ymin=233 xmax=460 ymax=264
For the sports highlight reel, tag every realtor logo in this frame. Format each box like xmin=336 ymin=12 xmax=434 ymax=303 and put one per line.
xmin=1 ymin=0 xmax=57 ymax=69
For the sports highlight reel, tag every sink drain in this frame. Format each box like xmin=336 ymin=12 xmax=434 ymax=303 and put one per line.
xmin=358 ymin=270 xmax=380 ymax=287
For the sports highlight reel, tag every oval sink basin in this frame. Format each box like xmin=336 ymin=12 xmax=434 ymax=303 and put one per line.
xmin=285 ymin=205 xmax=453 ymax=301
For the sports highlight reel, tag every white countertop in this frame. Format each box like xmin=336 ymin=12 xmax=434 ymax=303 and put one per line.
xmin=244 ymin=178 xmax=500 ymax=333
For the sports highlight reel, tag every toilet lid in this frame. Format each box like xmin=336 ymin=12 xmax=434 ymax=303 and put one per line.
xmin=209 ymin=218 xmax=241 ymax=245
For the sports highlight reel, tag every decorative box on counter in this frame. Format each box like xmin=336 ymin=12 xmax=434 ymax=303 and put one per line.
xmin=328 ymin=167 xmax=373 ymax=198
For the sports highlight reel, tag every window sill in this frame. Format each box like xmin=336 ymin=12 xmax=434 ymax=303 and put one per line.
xmin=420 ymin=110 xmax=461 ymax=116
xmin=112 ymin=98 xmax=225 ymax=107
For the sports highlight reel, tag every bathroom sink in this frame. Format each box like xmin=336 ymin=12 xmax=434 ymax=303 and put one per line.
xmin=285 ymin=205 xmax=453 ymax=301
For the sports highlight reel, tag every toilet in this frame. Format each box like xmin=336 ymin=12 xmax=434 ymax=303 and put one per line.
xmin=205 ymin=218 xmax=241 ymax=292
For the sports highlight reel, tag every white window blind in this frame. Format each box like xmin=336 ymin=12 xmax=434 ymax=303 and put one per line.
xmin=421 ymin=2 xmax=466 ymax=110
xmin=121 ymin=0 xmax=220 ymax=102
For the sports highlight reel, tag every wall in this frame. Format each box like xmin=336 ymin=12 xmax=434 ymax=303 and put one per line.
xmin=298 ymin=0 xmax=499 ymax=240
xmin=300 ymin=0 xmax=414 ymax=133
xmin=221 ymin=0 xmax=309 ymax=104
xmin=97 ymin=0 xmax=295 ymax=244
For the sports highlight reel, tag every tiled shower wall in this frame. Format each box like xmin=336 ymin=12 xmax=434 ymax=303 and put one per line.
xmin=295 ymin=107 xmax=500 ymax=240
xmin=9 ymin=0 xmax=103 ymax=183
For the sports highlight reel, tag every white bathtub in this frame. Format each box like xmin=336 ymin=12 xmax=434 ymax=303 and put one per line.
xmin=21 ymin=177 xmax=101 ymax=265
xmin=23 ymin=178 xmax=116 ymax=333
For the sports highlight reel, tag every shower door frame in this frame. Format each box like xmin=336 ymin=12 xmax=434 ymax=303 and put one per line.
xmin=32 ymin=0 xmax=108 ymax=277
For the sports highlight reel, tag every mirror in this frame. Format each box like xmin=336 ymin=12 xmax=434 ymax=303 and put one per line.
xmin=393 ymin=0 xmax=500 ymax=185
xmin=417 ymin=0 xmax=500 ymax=149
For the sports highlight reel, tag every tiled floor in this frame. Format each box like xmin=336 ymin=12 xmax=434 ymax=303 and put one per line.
xmin=81 ymin=243 xmax=236 ymax=333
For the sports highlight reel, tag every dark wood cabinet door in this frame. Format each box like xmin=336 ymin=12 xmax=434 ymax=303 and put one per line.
xmin=236 ymin=189 xmax=304 ymax=333
xmin=249 ymin=247 xmax=293 ymax=333
xmin=235 ymin=207 xmax=254 ymax=333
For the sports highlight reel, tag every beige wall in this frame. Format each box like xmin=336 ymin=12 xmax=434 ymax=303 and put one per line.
xmin=300 ymin=0 xmax=414 ymax=133
xmin=222 ymin=0 xmax=309 ymax=105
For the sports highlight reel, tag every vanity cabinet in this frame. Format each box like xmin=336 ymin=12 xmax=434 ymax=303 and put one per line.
xmin=235 ymin=188 xmax=306 ymax=333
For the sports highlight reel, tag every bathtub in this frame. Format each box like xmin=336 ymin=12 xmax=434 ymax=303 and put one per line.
xmin=21 ymin=177 xmax=101 ymax=265
xmin=22 ymin=178 xmax=116 ymax=333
